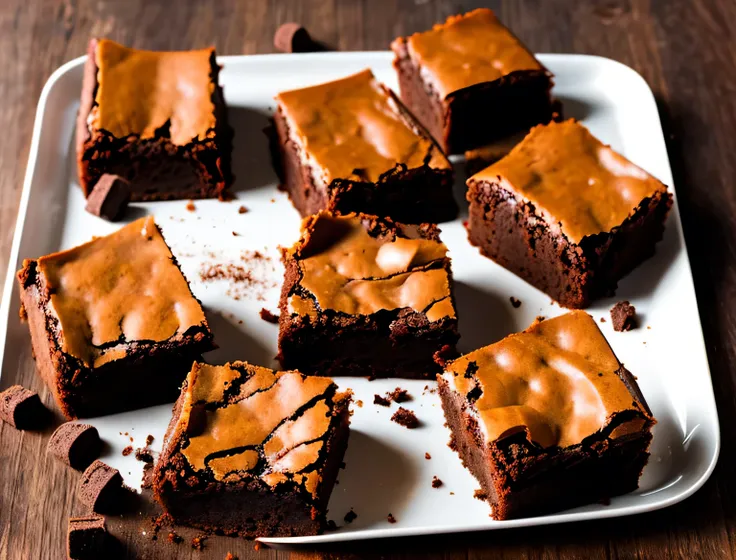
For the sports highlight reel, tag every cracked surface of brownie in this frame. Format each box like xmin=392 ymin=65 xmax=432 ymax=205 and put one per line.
xmin=278 ymin=211 xmax=459 ymax=378
xmin=153 ymin=361 xmax=351 ymax=538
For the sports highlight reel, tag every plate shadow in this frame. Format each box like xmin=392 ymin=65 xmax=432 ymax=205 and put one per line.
xmin=228 ymin=106 xmax=279 ymax=193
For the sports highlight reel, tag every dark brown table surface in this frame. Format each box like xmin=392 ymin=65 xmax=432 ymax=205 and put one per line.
xmin=1 ymin=0 xmax=735 ymax=558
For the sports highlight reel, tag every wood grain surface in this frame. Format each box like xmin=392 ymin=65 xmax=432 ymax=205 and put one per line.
xmin=1 ymin=0 xmax=735 ymax=558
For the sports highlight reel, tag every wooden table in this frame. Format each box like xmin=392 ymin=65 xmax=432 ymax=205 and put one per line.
xmin=1 ymin=0 xmax=735 ymax=558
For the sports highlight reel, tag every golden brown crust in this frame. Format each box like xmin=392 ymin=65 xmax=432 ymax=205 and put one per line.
xmin=275 ymin=69 xmax=450 ymax=186
xmin=469 ymin=120 xmax=669 ymax=243
xmin=443 ymin=311 xmax=653 ymax=449
xmin=396 ymin=8 xmax=544 ymax=99
xmin=92 ymin=39 xmax=216 ymax=144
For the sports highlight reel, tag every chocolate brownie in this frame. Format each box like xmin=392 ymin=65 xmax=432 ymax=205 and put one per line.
xmin=0 ymin=385 xmax=47 ymax=429
xmin=391 ymin=9 xmax=556 ymax=154
xmin=466 ymin=120 xmax=673 ymax=308
xmin=67 ymin=515 xmax=107 ymax=559
xmin=47 ymin=422 xmax=102 ymax=470
xmin=78 ymin=460 xmax=126 ymax=513
xmin=152 ymin=361 xmax=351 ymax=538
xmin=611 ymin=301 xmax=638 ymax=331
xmin=438 ymin=311 xmax=655 ymax=520
xmin=272 ymin=69 xmax=456 ymax=223
xmin=278 ymin=212 xmax=459 ymax=378
xmin=76 ymin=39 xmax=232 ymax=201
xmin=16 ymin=217 xmax=214 ymax=419
xmin=84 ymin=173 xmax=131 ymax=221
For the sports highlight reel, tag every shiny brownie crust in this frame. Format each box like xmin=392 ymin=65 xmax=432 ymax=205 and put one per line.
xmin=437 ymin=368 xmax=654 ymax=520
xmin=466 ymin=179 xmax=673 ymax=308
xmin=391 ymin=38 xmax=556 ymax=155
xmin=76 ymin=39 xmax=233 ymax=201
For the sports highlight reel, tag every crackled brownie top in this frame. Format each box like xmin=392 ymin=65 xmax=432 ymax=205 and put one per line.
xmin=397 ymin=8 xmax=544 ymax=99
xmin=173 ymin=362 xmax=348 ymax=498
xmin=470 ymin=120 xmax=669 ymax=243
xmin=275 ymin=69 xmax=450 ymax=185
xmin=36 ymin=217 xmax=207 ymax=368
xmin=285 ymin=212 xmax=454 ymax=321
xmin=91 ymin=39 xmax=216 ymax=144
xmin=442 ymin=311 xmax=651 ymax=449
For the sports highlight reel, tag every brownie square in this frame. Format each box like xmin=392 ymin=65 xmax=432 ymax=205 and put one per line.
xmin=278 ymin=211 xmax=459 ymax=378
xmin=67 ymin=515 xmax=107 ymax=559
xmin=272 ymin=68 xmax=456 ymax=224
xmin=76 ymin=39 xmax=232 ymax=201
xmin=391 ymin=8 xmax=557 ymax=154
xmin=152 ymin=361 xmax=351 ymax=538
xmin=16 ymin=217 xmax=214 ymax=419
xmin=438 ymin=311 xmax=655 ymax=520
xmin=466 ymin=120 xmax=673 ymax=308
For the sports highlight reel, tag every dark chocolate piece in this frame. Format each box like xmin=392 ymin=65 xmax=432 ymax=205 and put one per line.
xmin=84 ymin=174 xmax=131 ymax=221
xmin=0 ymin=385 xmax=47 ymax=430
xmin=611 ymin=301 xmax=637 ymax=332
xmin=77 ymin=460 xmax=126 ymax=513
xmin=67 ymin=515 xmax=107 ymax=560
xmin=391 ymin=407 xmax=419 ymax=429
xmin=343 ymin=509 xmax=357 ymax=523
xmin=47 ymin=422 xmax=102 ymax=470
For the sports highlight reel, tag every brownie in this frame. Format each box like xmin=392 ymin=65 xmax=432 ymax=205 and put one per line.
xmin=76 ymin=39 xmax=232 ymax=201
xmin=78 ymin=460 xmax=126 ymax=513
xmin=16 ymin=217 xmax=214 ymax=419
xmin=152 ymin=361 xmax=352 ymax=538
xmin=438 ymin=311 xmax=655 ymax=520
xmin=0 ymin=385 xmax=47 ymax=429
xmin=47 ymin=422 xmax=102 ymax=470
xmin=391 ymin=9 xmax=557 ymax=154
xmin=611 ymin=301 xmax=638 ymax=331
xmin=278 ymin=211 xmax=459 ymax=378
xmin=68 ymin=515 xmax=107 ymax=559
xmin=466 ymin=120 xmax=673 ymax=309
xmin=272 ymin=69 xmax=456 ymax=224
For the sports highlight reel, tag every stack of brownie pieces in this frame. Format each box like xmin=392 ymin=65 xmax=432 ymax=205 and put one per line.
xmin=13 ymin=7 xmax=672 ymax=543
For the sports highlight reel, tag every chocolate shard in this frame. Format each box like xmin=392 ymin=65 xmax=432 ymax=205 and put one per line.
xmin=0 ymin=385 xmax=48 ymax=430
xmin=77 ymin=460 xmax=125 ymax=513
xmin=68 ymin=515 xmax=107 ymax=559
xmin=47 ymin=422 xmax=102 ymax=470
xmin=84 ymin=174 xmax=131 ymax=221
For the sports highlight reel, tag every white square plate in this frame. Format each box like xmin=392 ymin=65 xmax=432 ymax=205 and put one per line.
xmin=0 ymin=51 xmax=720 ymax=545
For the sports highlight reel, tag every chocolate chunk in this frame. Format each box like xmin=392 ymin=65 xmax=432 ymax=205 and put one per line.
xmin=68 ymin=515 xmax=107 ymax=559
xmin=145 ymin=434 xmax=154 ymax=446
xmin=77 ymin=460 xmax=125 ymax=513
xmin=135 ymin=447 xmax=154 ymax=463
xmin=274 ymin=22 xmax=314 ymax=53
xmin=344 ymin=509 xmax=357 ymax=523
xmin=47 ymin=422 xmax=102 ymax=470
xmin=84 ymin=174 xmax=131 ymax=221
xmin=425 ymin=452 xmax=431 ymax=460
xmin=0 ymin=385 xmax=47 ymax=429
xmin=431 ymin=476 xmax=443 ymax=488
xmin=391 ymin=407 xmax=419 ymax=429
xmin=373 ymin=394 xmax=390 ymax=407
xmin=259 ymin=308 xmax=280 ymax=324
xmin=611 ymin=301 xmax=637 ymax=331
xmin=509 ymin=296 xmax=522 ymax=308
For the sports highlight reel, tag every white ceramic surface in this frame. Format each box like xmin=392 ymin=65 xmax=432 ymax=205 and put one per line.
xmin=0 ymin=52 xmax=720 ymax=545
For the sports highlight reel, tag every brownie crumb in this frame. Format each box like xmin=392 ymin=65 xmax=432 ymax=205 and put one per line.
xmin=391 ymin=407 xmax=419 ymax=429
xmin=355 ymin=399 xmax=363 ymax=408
xmin=611 ymin=301 xmax=637 ymax=331
xmin=433 ymin=344 xmax=454 ymax=367
xmin=259 ymin=308 xmax=279 ymax=323
xmin=0 ymin=385 xmax=47 ymax=430
xmin=535 ymin=315 xmax=546 ymax=322
xmin=425 ymin=452 xmax=431 ymax=460
xmin=373 ymin=394 xmax=390 ymax=407
xmin=191 ymin=535 xmax=207 ymax=550
xmin=135 ymin=447 xmax=154 ymax=463
xmin=186 ymin=201 xmax=196 ymax=212
xmin=238 ymin=205 xmax=248 ymax=214
xmin=431 ymin=476 xmax=443 ymax=488
xmin=509 ymin=297 xmax=522 ymax=308
xmin=232 ymin=231 xmax=240 ymax=236
xmin=450 ymin=491 xmax=455 ymax=495
xmin=600 ymin=317 xmax=606 ymax=323
xmin=145 ymin=434 xmax=154 ymax=446
xmin=387 ymin=387 xmax=411 ymax=403
xmin=225 ymin=553 xmax=238 ymax=560
xmin=325 ymin=519 xmax=338 ymax=531
xmin=387 ymin=513 xmax=397 ymax=524
xmin=168 ymin=531 xmax=183 ymax=544
xmin=473 ymin=489 xmax=488 ymax=501
xmin=344 ymin=509 xmax=358 ymax=523
xmin=141 ymin=463 xmax=154 ymax=489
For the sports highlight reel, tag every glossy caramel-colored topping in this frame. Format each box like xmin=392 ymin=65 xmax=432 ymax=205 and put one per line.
xmin=275 ymin=69 xmax=450 ymax=185
xmin=286 ymin=212 xmax=454 ymax=321
xmin=469 ymin=120 xmax=668 ymax=244
xmin=37 ymin=217 xmax=207 ymax=368
xmin=400 ymin=9 xmax=543 ymax=99
xmin=178 ymin=362 xmax=344 ymax=496
xmin=443 ymin=311 xmax=649 ymax=449
xmin=92 ymin=39 xmax=216 ymax=145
